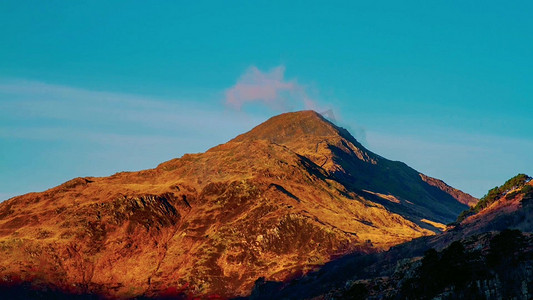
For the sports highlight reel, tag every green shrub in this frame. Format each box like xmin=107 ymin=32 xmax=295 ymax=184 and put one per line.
xmin=505 ymin=190 xmax=520 ymax=200
xmin=521 ymin=185 xmax=533 ymax=198
xmin=345 ymin=283 xmax=368 ymax=300
xmin=487 ymin=229 xmax=524 ymax=267
xmin=456 ymin=208 xmax=475 ymax=223
xmin=457 ymin=174 xmax=531 ymax=222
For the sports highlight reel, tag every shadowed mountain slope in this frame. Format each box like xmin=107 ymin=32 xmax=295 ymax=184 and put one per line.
xmin=0 ymin=111 xmax=473 ymax=298
xmin=250 ymin=174 xmax=533 ymax=299
xmin=233 ymin=111 xmax=475 ymax=225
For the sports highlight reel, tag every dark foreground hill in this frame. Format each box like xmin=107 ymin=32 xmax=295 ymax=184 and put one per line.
xmin=0 ymin=111 xmax=474 ymax=298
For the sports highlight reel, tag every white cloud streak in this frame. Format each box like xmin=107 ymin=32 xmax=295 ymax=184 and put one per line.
xmin=0 ymin=79 xmax=258 ymax=145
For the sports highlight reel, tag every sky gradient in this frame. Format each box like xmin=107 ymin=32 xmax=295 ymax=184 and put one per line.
xmin=1 ymin=1 xmax=532 ymax=200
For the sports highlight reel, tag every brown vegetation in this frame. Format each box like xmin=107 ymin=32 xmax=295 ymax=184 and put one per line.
xmin=0 ymin=111 xmax=472 ymax=298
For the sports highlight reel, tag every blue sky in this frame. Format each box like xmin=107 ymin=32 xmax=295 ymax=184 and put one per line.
xmin=1 ymin=1 xmax=532 ymax=200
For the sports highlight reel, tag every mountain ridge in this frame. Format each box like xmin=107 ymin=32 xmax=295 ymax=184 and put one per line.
xmin=0 ymin=110 xmax=475 ymax=298
xmin=233 ymin=111 xmax=476 ymax=222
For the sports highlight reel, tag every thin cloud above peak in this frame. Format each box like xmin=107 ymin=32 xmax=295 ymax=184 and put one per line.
xmin=225 ymin=65 xmax=316 ymax=111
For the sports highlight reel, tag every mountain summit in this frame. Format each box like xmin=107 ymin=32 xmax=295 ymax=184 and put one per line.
xmin=233 ymin=110 xmax=341 ymax=142
xmin=231 ymin=110 xmax=376 ymax=173
xmin=237 ymin=111 xmax=476 ymax=223
xmin=0 ymin=110 xmax=475 ymax=298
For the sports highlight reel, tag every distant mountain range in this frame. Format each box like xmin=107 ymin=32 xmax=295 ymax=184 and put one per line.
xmin=0 ymin=111 xmax=483 ymax=298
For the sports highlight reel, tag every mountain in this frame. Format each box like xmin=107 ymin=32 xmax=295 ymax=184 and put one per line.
xmin=0 ymin=110 xmax=474 ymax=298
xmin=231 ymin=111 xmax=476 ymax=226
xmin=250 ymin=174 xmax=533 ymax=299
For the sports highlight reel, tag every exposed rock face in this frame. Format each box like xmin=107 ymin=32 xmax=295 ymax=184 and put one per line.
xmin=419 ymin=173 xmax=478 ymax=207
xmin=0 ymin=110 xmax=471 ymax=298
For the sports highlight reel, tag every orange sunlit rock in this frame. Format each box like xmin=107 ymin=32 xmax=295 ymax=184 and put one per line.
xmin=0 ymin=111 xmax=474 ymax=298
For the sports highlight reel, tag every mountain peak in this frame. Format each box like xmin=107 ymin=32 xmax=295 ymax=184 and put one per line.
xmin=229 ymin=110 xmax=372 ymax=173
xmin=0 ymin=110 xmax=476 ymax=298
xmin=232 ymin=110 xmax=342 ymax=144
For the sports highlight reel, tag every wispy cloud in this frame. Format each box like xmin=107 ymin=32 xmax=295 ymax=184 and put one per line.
xmin=225 ymin=65 xmax=316 ymax=111
xmin=0 ymin=78 xmax=258 ymax=144
xmin=222 ymin=66 xmax=370 ymax=144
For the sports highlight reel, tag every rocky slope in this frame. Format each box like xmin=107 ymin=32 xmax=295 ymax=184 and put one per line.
xmin=419 ymin=174 xmax=478 ymax=207
xmin=250 ymin=174 xmax=533 ymax=299
xmin=0 ymin=110 xmax=473 ymax=298
xmin=437 ymin=174 xmax=533 ymax=244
